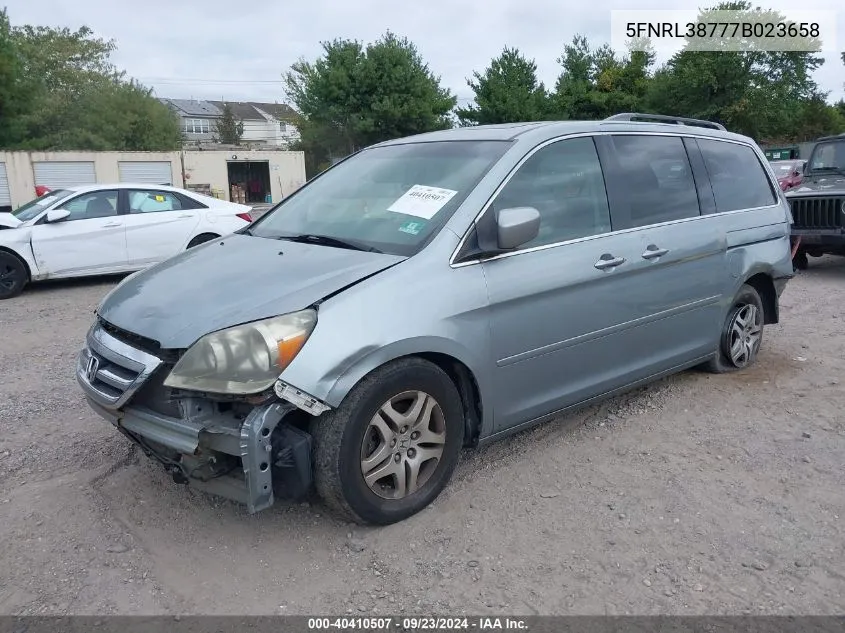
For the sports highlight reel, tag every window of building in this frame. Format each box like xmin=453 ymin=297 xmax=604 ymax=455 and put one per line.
xmin=183 ymin=118 xmax=211 ymax=134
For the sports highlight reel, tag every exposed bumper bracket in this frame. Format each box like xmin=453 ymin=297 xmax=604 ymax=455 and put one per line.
xmin=240 ymin=402 xmax=297 ymax=513
xmin=274 ymin=380 xmax=331 ymax=416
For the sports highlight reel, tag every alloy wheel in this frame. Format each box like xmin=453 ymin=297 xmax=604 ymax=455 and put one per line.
xmin=727 ymin=303 xmax=762 ymax=368
xmin=360 ymin=390 xmax=446 ymax=500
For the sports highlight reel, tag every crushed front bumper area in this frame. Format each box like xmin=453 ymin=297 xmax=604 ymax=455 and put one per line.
xmin=76 ymin=323 xmax=316 ymax=513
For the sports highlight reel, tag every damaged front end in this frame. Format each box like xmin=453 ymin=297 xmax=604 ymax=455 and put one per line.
xmin=76 ymin=320 xmax=330 ymax=513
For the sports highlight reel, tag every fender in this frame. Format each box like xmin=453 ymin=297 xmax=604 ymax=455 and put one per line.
xmin=329 ymin=333 xmax=488 ymax=396
xmin=0 ymin=227 xmax=40 ymax=279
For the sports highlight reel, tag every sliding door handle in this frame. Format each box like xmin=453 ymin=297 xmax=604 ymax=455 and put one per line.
xmin=642 ymin=245 xmax=669 ymax=260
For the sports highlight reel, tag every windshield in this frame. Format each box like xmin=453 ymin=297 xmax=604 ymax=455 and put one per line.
xmin=808 ymin=141 xmax=845 ymax=173
xmin=249 ymin=140 xmax=511 ymax=256
xmin=12 ymin=190 xmax=73 ymax=221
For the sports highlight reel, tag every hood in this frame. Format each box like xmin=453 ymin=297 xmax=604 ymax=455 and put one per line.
xmin=97 ymin=233 xmax=406 ymax=349
xmin=0 ymin=213 xmax=22 ymax=229
xmin=787 ymin=173 xmax=845 ymax=196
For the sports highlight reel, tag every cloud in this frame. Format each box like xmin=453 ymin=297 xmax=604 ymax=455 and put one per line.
xmin=7 ymin=0 xmax=844 ymax=105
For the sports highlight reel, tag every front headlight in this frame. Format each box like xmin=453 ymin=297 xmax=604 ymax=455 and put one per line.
xmin=163 ymin=309 xmax=317 ymax=395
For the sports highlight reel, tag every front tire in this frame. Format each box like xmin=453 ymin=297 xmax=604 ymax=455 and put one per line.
xmin=0 ymin=251 xmax=29 ymax=299
xmin=704 ymin=284 xmax=764 ymax=373
xmin=311 ymin=358 xmax=465 ymax=525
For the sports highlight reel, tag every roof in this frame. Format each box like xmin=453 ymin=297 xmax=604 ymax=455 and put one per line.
xmin=375 ymin=120 xmax=752 ymax=147
xmin=63 ymin=183 xmax=192 ymax=193
xmin=160 ymin=98 xmax=222 ymax=117
xmin=207 ymin=101 xmax=265 ymax=121
xmin=161 ymin=97 xmax=298 ymax=122
xmin=250 ymin=102 xmax=297 ymax=121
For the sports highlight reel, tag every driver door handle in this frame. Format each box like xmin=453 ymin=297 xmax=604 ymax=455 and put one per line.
xmin=642 ymin=245 xmax=669 ymax=260
xmin=177 ymin=214 xmax=193 ymax=218
xmin=102 ymin=222 xmax=123 ymax=228
xmin=594 ymin=254 xmax=627 ymax=270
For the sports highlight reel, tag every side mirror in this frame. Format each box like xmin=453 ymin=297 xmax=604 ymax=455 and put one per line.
xmin=496 ymin=206 xmax=540 ymax=250
xmin=45 ymin=209 xmax=71 ymax=223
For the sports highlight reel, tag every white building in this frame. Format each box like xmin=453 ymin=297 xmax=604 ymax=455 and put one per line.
xmin=160 ymin=99 xmax=301 ymax=149
xmin=0 ymin=149 xmax=306 ymax=212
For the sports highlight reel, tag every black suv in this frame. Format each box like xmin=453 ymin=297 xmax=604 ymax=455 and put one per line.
xmin=787 ymin=133 xmax=845 ymax=269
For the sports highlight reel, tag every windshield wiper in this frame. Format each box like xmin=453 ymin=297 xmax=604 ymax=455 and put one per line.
xmin=276 ymin=233 xmax=383 ymax=253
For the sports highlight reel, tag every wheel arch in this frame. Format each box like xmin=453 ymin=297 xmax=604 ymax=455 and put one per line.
xmin=316 ymin=339 xmax=490 ymax=447
xmin=0 ymin=246 xmax=32 ymax=281
xmin=742 ymin=271 xmax=778 ymax=325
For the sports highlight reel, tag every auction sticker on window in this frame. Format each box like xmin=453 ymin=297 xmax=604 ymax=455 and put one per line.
xmin=387 ymin=184 xmax=458 ymax=220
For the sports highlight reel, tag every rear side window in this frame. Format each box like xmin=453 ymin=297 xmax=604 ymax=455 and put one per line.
xmin=128 ymin=190 xmax=183 ymax=213
xmin=697 ymin=139 xmax=776 ymax=212
xmin=606 ymin=135 xmax=700 ymax=229
xmin=175 ymin=192 xmax=208 ymax=209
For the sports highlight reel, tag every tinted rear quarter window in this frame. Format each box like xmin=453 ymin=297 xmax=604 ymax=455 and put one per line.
xmin=176 ymin=192 xmax=208 ymax=209
xmin=697 ymin=139 xmax=776 ymax=212
xmin=605 ymin=135 xmax=700 ymax=229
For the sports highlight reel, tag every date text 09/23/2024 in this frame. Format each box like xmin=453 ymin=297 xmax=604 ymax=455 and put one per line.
xmin=307 ymin=617 xmax=528 ymax=630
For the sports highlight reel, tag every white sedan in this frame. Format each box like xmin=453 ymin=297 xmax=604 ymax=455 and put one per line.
xmin=0 ymin=183 xmax=252 ymax=299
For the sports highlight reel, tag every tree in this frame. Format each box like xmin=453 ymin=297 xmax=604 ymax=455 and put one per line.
xmin=456 ymin=47 xmax=549 ymax=125
xmin=0 ymin=9 xmax=29 ymax=146
xmin=0 ymin=10 xmax=181 ymax=150
xmin=787 ymin=94 xmax=845 ymax=141
xmin=284 ymin=31 xmax=455 ymax=170
xmin=25 ymin=79 xmax=182 ymax=150
xmin=215 ymin=103 xmax=244 ymax=145
xmin=549 ymin=36 xmax=655 ymax=120
xmin=645 ymin=1 xmax=824 ymax=139
xmin=550 ymin=35 xmax=594 ymax=119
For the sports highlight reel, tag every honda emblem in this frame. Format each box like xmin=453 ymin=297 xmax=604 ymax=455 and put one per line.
xmin=85 ymin=355 xmax=99 ymax=383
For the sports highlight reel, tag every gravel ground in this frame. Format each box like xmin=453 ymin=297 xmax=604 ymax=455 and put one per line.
xmin=1 ymin=258 xmax=844 ymax=616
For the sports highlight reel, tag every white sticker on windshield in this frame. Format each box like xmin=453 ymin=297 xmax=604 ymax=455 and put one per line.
xmin=387 ymin=185 xmax=458 ymax=220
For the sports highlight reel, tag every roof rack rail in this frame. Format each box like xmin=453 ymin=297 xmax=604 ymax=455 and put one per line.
xmin=604 ymin=113 xmax=726 ymax=131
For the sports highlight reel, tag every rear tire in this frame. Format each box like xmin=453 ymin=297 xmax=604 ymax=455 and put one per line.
xmin=704 ymin=284 xmax=764 ymax=373
xmin=187 ymin=233 xmax=219 ymax=249
xmin=310 ymin=358 xmax=464 ymax=525
xmin=0 ymin=251 xmax=29 ymax=299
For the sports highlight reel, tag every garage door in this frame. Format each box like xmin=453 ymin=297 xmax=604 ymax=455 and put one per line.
xmin=0 ymin=163 xmax=10 ymax=207
xmin=118 ymin=161 xmax=173 ymax=185
xmin=33 ymin=161 xmax=96 ymax=189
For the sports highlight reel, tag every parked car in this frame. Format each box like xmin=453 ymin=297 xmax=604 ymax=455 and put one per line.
xmin=0 ymin=183 xmax=252 ymax=298
xmin=75 ymin=114 xmax=794 ymax=525
xmin=771 ymin=159 xmax=805 ymax=191
xmin=785 ymin=133 xmax=845 ymax=270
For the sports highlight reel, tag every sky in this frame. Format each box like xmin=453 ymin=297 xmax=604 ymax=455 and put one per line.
xmin=6 ymin=0 xmax=845 ymax=107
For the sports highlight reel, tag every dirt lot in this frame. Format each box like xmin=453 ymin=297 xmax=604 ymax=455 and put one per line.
xmin=1 ymin=258 xmax=844 ymax=616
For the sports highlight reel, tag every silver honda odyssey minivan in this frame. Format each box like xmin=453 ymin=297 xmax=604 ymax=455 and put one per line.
xmin=76 ymin=113 xmax=794 ymax=524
